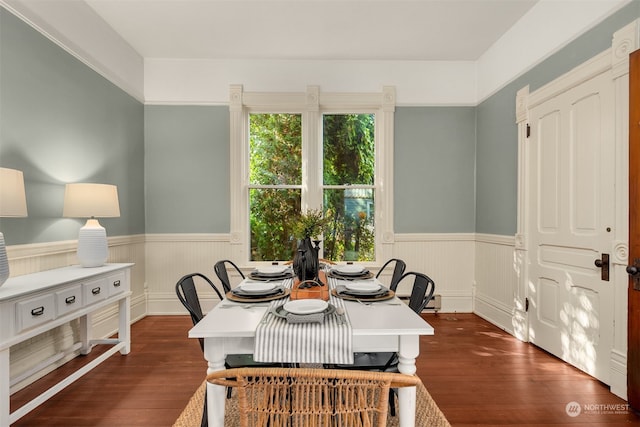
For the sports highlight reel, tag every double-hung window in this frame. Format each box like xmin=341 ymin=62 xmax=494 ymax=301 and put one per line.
xmin=229 ymin=86 xmax=395 ymax=265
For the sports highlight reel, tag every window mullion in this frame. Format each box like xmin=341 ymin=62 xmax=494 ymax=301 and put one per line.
xmin=303 ymin=86 xmax=322 ymax=212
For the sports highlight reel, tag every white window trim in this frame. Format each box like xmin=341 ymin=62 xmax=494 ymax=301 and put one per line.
xmin=229 ymin=85 xmax=395 ymax=266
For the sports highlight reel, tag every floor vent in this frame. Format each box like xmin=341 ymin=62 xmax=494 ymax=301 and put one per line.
xmin=424 ymin=294 xmax=441 ymax=312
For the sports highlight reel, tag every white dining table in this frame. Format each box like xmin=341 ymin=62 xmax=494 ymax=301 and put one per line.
xmin=188 ymin=279 xmax=434 ymax=427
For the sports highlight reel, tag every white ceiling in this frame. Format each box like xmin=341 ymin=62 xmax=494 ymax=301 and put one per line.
xmin=84 ymin=0 xmax=538 ymax=61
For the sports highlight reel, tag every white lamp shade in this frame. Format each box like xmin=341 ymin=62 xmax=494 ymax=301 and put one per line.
xmin=63 ymin=183 xmax=120 ymax=268
xmin=0 ymin=167 xmax=28 ymax=286
xmin=0 ymin=168 xmax=28 ymax=217
xmin=63 ymin=183 xmax=120 ymax=218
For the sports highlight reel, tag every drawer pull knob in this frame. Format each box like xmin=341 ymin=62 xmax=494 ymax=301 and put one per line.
xmin=65 ymin=295 xmax=76 ymax=304
xmin=31 ymin=306 xmax=45 ymax=316
xmin=113 ymin=280 xmax=121 ymax=287
xmin=92 ymin=287 xmax=101 ymax=295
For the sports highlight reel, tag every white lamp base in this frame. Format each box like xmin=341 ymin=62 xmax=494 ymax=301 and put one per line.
xmin=77 ymin=219 xmax=108 ymax=268
xmin=0 ymin=232 xmax=9 ymax=286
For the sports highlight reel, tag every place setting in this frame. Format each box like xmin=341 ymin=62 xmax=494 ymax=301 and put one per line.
xmin=331 ymin=278 xmax=395 ymax=302
xmin=327 ymin=264 xmax=374 ymax=280
xmin=225 ymin=279 xmax=290 ymax=303
xmin=270 ymin=299 xmax=337 ymax=324
xmin=247 ymin=265 xmax=294 ymax=281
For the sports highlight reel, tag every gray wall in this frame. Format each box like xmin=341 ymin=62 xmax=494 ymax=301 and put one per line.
xmin=144 ymin=106 xmax=230 ymax=233
xmin=395 ymin=107 xmax=476 ymax=232
xmin=3 ymin=2 xmax=640 ymax=243
xmin=0 ymin=10 xmax=145 ymax=244
xmin=475 ymin=0 xmax=640 ymax=235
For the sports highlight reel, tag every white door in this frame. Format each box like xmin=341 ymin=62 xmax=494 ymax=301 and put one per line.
xmin=527 ymin=69 xmax=615 ymax=383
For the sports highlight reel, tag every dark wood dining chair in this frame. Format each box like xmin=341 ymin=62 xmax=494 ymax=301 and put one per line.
xmin=214 ymin=259 xmax=244 ymax=293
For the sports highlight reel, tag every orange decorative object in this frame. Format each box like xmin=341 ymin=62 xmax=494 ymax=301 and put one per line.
xmin=290 ymin=271 xmax=330 ymax=301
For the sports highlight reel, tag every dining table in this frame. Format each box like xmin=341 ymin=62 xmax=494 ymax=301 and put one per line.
xmin=188 ymin=268 xmax=435 ymax=427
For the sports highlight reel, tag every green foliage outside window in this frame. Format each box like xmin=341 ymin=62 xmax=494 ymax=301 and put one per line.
xmin=249 ymin=113 xmax=375 ymax=262
xmin=249 ymin=114 xmax=301 ymax=261
xmin=323 ymin=114 xmax=375 ymax=261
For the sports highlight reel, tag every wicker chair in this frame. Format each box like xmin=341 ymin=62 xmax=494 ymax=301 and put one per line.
xmin=207 ymin=367 xmax=420 ymax=427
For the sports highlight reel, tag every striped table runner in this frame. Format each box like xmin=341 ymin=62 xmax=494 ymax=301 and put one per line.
xmin=254 ymin=278 xmax=353 ymax=364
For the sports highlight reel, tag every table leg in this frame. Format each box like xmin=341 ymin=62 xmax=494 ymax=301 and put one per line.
xmin=204 ymin=338 xmax=227 ymax=427
xmin=397 ymin=335 xmax=420 ymax=427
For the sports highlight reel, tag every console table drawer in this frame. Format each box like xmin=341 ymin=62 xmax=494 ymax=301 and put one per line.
xmin=56 ymin=285 xmax=83 ymax=316
xmin=16 ymin=294 xmax=56 ymax=333
xmin=83 ymin=278 xmax=108 ymax=305
xmin=107 ymin=271 xmax=127 ymax=297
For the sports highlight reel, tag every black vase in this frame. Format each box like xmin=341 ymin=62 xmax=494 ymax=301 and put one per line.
xmin=293 ymin=237 xmax=319 ymax=281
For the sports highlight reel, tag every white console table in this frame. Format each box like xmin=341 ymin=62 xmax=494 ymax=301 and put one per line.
xmin=0 ymin=263 xmax=133 ymax=426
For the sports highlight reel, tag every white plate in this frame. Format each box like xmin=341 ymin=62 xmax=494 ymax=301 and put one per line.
xmin=283 ymin=299 xmax=328 ymax=315
xmin=255 ymin=266 xmax=289 ymax=276
xmin=239 ymin=282 xmax=278 ymax=293
xmin=345 ymin=282 xmax=381 ymax=292
xmin=334 ymin=264 xmax=365 ymax=274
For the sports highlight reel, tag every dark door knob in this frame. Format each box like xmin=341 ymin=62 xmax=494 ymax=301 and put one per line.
xmin=627 ymin=265 xmax=640 ymax=275
xmin=595 ymin=259 xmax=604 ymax=268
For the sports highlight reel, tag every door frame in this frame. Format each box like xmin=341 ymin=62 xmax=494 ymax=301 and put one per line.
xmin=514 ymin=19 xmax=639 ymax=400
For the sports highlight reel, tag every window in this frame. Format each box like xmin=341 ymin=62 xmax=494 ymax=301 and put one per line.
xmin=229 ymin=86 xmax=395 ymax=265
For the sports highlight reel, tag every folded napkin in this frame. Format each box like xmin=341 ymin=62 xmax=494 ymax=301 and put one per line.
xmin=254 ymin=279 xmax=353 ymax=364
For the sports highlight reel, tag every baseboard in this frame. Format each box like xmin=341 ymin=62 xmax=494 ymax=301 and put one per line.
xmin=474 ymin=293 xmax=515 ymax=335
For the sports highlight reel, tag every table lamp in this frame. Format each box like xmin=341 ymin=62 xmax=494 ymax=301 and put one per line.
xmin=0 ymin=167 xmax=28 ymax=286
xmin=63 ymin=183 xmax=120 ymax=267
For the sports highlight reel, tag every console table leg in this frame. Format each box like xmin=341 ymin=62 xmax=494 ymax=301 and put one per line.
xmin=119 ymin=295 xmax=131 ymax=354
xmin=79 ymin=314 xmax=92 ymax=355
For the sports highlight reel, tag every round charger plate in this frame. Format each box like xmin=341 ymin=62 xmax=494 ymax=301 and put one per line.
xmin=254 ymin=266 xmax=290 ymax=276
xmin=248 ymin=271 xmax=294 ymax=281
xmin=272 ymin=303 xmax=336 ymax=318
xmin=284 ymin=299 xmax=328 ymax=314
xmin=345 ymin=282 xmax=381 ymax=292
xmin=239 ymin=282 xmax=278 ymax=293
xmin=226 ymin=288 xmax=290 ymax=303
xmin=333 ymin=264 xmax=366 ymax=275
xmin=331 ymin=288 xmax=395 ymax=302
xmin=328 ymin=271 xmax=374 ymax=280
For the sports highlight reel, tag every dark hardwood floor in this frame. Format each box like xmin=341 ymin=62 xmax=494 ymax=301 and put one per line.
xmin=10 ymin=313 xmax=640 ymax=426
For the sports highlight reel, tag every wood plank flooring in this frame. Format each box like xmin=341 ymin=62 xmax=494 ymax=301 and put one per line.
xmin=10 ymin=313 xmax=640 ymax=426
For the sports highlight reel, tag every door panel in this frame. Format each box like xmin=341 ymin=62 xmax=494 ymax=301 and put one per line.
xmin=528 ymin=69 xmax=615 ymax=383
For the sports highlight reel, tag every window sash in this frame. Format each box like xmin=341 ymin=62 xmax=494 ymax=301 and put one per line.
xmin=229 ymin=85 xmax=395 ymax=265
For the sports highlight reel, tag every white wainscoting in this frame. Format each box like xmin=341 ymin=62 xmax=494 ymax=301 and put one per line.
xmin=473 ymin=234 xmax=519 ymax=335
xmin=7 ymin=232 xmax=520 ymax=392
xmin=6 ymin=235 xmax=146 ymax=393
xmin=146 ymin=232 xmax=481 ymax=315
xmin=393 ymin=233 xmax=476 ymax=313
